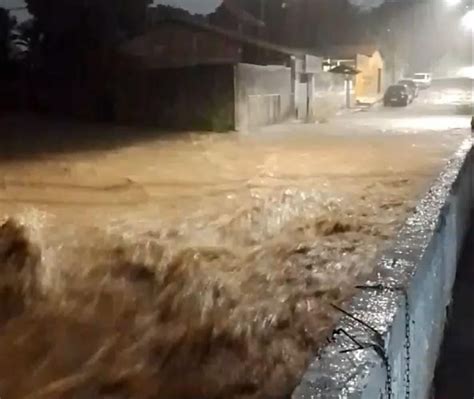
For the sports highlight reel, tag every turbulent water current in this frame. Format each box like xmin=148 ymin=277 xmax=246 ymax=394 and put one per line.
xmin=0 ymin=125 xmax=463 ymax=398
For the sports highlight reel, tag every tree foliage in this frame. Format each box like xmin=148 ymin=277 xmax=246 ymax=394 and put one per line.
xmin=25 ymin=0 xmax=151 ymax=38
xmin=24 ymin=0 xmax=151 ymax=60
xmin=22 ymin=0 xmax=152 ymax=79
xmin=209 ymin=0 xmax=367 ymax=48
xmin=0 ymin=8 xmax=17 ymax=69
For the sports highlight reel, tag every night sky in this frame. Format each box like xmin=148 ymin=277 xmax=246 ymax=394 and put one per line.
xmin=155 ymin=0 xmax=222 ymax=14
xmin=0 ymin=0 xmax=28 ymax=20
xmin=156 ymin=0 xmax=384 ymax=14
xmin=1 ymin=0 xmax=385 ymax=21
xmin=155 ymin=0 xmax=384 ymax=14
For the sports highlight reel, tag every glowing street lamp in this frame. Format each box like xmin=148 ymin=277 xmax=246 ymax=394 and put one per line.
xmin=461 ymin=9 xmax=474 ymax=31
xmin=445 ymin=0 xmax=462 ymax=7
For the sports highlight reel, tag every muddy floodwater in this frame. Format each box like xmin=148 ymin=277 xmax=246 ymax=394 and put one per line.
xmin=0 ymin=120 xmax=465 ymax=398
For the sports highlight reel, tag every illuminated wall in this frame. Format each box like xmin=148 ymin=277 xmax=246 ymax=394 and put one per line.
xmin=355 ymin=51 xmax=385 ymax=103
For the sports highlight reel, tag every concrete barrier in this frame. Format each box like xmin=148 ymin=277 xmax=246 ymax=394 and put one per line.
xmin=293 ymin=138 xmax=473 ymax=399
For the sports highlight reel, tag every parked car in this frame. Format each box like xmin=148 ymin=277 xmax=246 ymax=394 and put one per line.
xmin=412 ymin=73 xmax=432 ymax=89
xmin=384 ymin=85 xmax=411 ymax=107
xmin=398 ymin=79 xmax=419 ymax=99
xmin=397 ymin=82 xmax=415 ymax=103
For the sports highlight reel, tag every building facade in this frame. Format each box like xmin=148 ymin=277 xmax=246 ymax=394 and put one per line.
xmin=118 ymin=18 xmax=325 ymax=130
xmin=324 ymin=45 xmax=385 ymax=104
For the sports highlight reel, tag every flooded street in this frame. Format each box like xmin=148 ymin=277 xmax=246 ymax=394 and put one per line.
xmin=0 ymin=98 xmax=470 ymax=398
xmin=0 ymin=0 xmax=471 ymax=392
xmin=0 ymin=111 xmax=466 ymax=229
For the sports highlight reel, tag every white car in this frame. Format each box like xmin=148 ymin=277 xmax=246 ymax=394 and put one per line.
xmin=412 ymin=73 xmax=432 ymax=89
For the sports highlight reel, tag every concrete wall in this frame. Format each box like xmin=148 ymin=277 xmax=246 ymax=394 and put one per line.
xmin=234 ymin=63 xmax=292 ymax=131
xmin=115 ymin=64 xmax=235 ymax=131
xmin=293 ymin=140 xmax=473 ymax=399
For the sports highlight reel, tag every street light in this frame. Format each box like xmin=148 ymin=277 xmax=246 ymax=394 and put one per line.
xmin=461 ymin=9 xmax=474 ymax=30
xmin=445 ymin=0 xmax=462 ymax=7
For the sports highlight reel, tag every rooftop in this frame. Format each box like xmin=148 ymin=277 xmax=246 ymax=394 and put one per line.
xmin=122 ymin=16 xmax=318 ymax=59
xmin=324 ymin=44 xmax=380 ymax=59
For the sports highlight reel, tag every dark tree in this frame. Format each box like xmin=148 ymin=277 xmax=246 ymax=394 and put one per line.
xmin=25 ymin=0 xmax=151 ymax=39
xmin=24 ymin=0 xmax=152 ymax=67
xmin=148 ymin=5 xmax=207 ymax=25
xmin=20 ymin=0 xmax=151 ymax=117
xmin=0 ymin=8 xmax=17 ymax=71
xmin=209 ymin=0 xmax=364 ymax=49
xmin=14 ymin=19 xmax=41 ymax=62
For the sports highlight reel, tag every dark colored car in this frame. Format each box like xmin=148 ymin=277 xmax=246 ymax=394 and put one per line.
xmin=384 ymin=85 xmax=410 ymax=107
xmin=398 ymin=79 xmax=419 ymax=100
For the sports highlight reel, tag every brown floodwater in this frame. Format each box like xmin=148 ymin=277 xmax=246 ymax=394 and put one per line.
xmin=0 ymin=122 xmax=465 ymax=398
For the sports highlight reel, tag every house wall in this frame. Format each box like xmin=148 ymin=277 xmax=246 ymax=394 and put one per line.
xmin=355 ymin=51 xmax=385 ymax=103
xmin=114 ymin=64 xmax=235 ymax=131
xmin=234 ymin=63 xmax=292 ymax=131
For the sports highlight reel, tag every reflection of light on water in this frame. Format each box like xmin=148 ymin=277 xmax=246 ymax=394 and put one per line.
xmin=389 ymin=116 xmax=469 ymax=132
